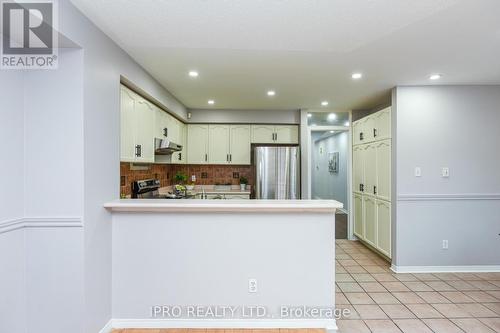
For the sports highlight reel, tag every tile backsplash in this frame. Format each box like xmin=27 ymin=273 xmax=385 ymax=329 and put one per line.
xmin=120 ymin=163 xmax=254 ymax=196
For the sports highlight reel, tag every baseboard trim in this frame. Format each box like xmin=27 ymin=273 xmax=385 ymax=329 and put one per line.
xmin=391 ymin=264 xmax=500 ymax=273
xmin=99 ymin=319 xmax=113 ymax=333
xmin=0 ymin=217 xmax=83 ymax=234
xmin=397 ymin=193 xmax=500 ymax=201
xmin=111 ymin=319 xmax=337 ymax=330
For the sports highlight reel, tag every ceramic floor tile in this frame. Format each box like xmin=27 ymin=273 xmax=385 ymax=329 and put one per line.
xmin=440 ymin=291 xmax=476 ymax=303
xmin=432 ymin=303 xmax=472 ymax=318
xmin=351 ymin=273 xmax=376 ymax=282
xmin=463 ymin=291 xmax=499 ymax=302
xmin=345 ymin=265 xmax=369 ymax=274
xmin=339 ymin=304 xmax=361 ymax=320
xmin=364 ymin=319 xmax=403 ymax=333
xmin=359 ymin=282 xmax=387 ymax=292
xmin=394 ymin=274 xmax=419 ymax=282
xmin=403 ymin=282 xmax=434 ymax=292
xmin=421 ymin=319 xmax=464 ymax=333
xmin=344 ymin=292 xmax=375 ymax=305
xmin=372 ymin=273 xmax=399 ymax=282
xmin=426 ymin=281 xmax=457 ymax=292
xmin=413 ymin=273 xmax=441 ymax=282
xmin=381 ymin=282 xmax=411 ymax=292
xmin=353 ymin=304 xmax=389 ymax=319
xmin=336 ymin=320 xmax=370 ymax=333
xmin=380 ymin=304 xmax=416 ymax=319
xmin=392 ymin=319 xmax=433 ymax=333
xmin=479 ymin=318 xmax=500 ymax=332
xmin=468 ymin=281 xmax=499 ymax=291
xmin=392 ymin=292 xmax=426 ymax=304
xmin=337 ymin=282 xmax=364 ymax=293
xmin=406 ymin=304 xmax=444 ymax=319
xmin=368 ymin=292 xmax=401 ymax=305
xmin=483 ymin=302 xmax=500 ymax=315
xmin=447 ymin=280 xmax=480 ymax=291
xmin=452 ymin=318 xmax=495 ymax=333
xmin=416 ymin=292 xmax=451 ymax=304
xmin=336 ymin=292 xmax=350 ymax=305
xmin=364 ymin=266 xmax=389 ymax=273
xmin=455 ymin=303 xmax=497 ymax=318
xmin=339 ymin=259 xmax=360 ymax=266
xmin=434 ymin=273 xmax=461 ymax=281
xmin=337 ymin=274 xmax=356 ymax=282
xmin=486 ymin=291 xmax=500 ymax=300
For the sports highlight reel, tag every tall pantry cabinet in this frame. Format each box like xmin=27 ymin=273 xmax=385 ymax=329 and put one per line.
xmin=352 ymin=107 xmax=392 ymax=258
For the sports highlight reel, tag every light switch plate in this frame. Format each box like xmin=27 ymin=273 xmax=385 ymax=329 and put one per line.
xmin=415 ymin=167 xmax=422 ymax=177
xmin=442 ymin=167 xmax=450 ymax=178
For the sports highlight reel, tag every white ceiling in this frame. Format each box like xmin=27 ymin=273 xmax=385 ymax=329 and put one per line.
xmin=71 ymin=0 xmax=500 ymax=110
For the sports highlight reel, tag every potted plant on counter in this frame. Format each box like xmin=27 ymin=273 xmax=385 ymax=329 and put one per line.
xmin=174 ymin=171 xmax=188 ymax=195
xmin=239 ymin=176 xmax=248 ymax=191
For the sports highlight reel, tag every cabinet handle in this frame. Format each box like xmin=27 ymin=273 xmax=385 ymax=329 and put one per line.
xmin=178 ymin=153 xmax=182 ymax=161
xmin=163 ymin=128 xmax=168 ymax=137
xmin=360 ymin=184 xmax=364 ymax=192
xmin=230 ymin=154 xmax=232 ymax=162
xmin=135 ymin=144 xmax=141 ymax=157
xmin=360 ymin=132 xmax=364 ymax=141
xmin=205 ymin=153 xmax=208 ymax=162
xmin=373 ymin=186 xmax=377 ymax=195
xmin=227 ymin=154 xmax=229 ymax=162
xmin=373 ymin=128 xmax=377 ymax=138
xmin=275 ymin=133 xmax=278 ymax=141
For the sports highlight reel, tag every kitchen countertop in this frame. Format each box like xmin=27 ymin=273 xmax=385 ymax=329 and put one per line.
xmin=104 ymin=199 xmax=342 ymax=213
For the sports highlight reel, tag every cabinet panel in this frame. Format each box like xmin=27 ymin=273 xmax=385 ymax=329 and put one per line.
xmin=187 ymin=124 xmax=209 ymax=164
xmin=364 ymin=144 xmax=377 ymax=196
xmin=353 ymin=120 xmax=363 ymax=146
xmin=120 ymin=87 xmax=137 ymax=162
xmin=172 ymin=123 xmax=186 ymax=164
xmin=376 ymin=140 xmax=391 ymax=201
xmin=209 ymin=124 xmax=230 ymax=164
xmin=275 ymin=125 xmax=298 ymax=144
xmin=251 ymin=125 xmax=275 ymax=143
xmin=374 ymin=107 xmax=391 ymax=140
xmin=353 ymin=145 xmax=364 ymax=193
xmin=353 ymin=193 xmax=364 ymax=238
xmin=363 ymin=196 xmax=377 ymax=247
xmin=376 ymin=200 xmax=391 ymax=258
xmin=364 ymin=115 xmax=376 ymax=142
xmin=134 ymin=100 xmax=155 ymax=163
xmin=230 ymin=125 xmax=251 ymax=164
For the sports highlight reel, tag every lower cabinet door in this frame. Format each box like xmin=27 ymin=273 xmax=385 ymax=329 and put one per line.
xmin=376 ymin=200 xmax=391 ymax=258
xmin=363 ymin=195 xmax=377 ymax=247
xmin=353 ymin=193 xmax=364 ymax=238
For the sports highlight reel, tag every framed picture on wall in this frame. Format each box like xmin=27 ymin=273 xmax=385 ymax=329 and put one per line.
xmin=328 ymin=152 xmax=339 ymax=173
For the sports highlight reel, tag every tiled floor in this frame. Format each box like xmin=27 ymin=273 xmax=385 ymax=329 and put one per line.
xmin=335 ymin=239 xmax=500 ymax=332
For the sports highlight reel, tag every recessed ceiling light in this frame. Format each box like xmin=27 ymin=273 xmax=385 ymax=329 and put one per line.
xmin=328 ymin=113 xmax=337 ymax=121
xmin=351 ymin=73 xmax=363 ymax=79
xmin=188 ymin=71 xmax=199 ymax=77
xmin=329 ymin=130 xmax=335 ymax=134
xmin=344 ymin=121 xmax=350 ymax=127
xmin=321 ymin=101 xmax=329 ymax=106
xmin=207 ymin=100 xmax=215 ymax=105
xmin=307 ymin=113 xmax=312 ymax=118
xmin=429 ymin=74 xmax=442 ymax=80
xmin=267 ymin=90 xmax=276 ymax=96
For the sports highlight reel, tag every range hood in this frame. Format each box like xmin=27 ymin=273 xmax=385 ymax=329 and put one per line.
xmin=155 ymin=138 xmax=182 ymax=155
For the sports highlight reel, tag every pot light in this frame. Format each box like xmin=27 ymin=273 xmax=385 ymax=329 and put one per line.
xmin=328 ymin=113 xmax=337 ymax=121
xmin=351 ymin=73 xmax=363 ymax=79
xmin=429 ymin=73 xmax=442 ymax=80
xmin=188 ymin=71 xmax=199 ymax=77
xmin=267 ymin=90 xmax=276 ymax=96
xmin=344 ymin=121 xmax=350 ymax=127
xmin=207 ymin=100 xmax=215 ymax=105
xmin=329 ymin=130 xmax=335 ymax=134
xmin=307 ymin=113 xmax=312 ymax=118
xmin=321 ymin=101 xmax=329 ymax=106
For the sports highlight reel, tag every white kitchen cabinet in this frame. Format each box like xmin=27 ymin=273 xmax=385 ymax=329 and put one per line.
xmin=375 ymin=140 xmax=391 ymax=201
xmin=251 ymin=125 xmax=298 ymax=144
xmin=363 ymin=195 xmax=377 ymax=247
xmin=172 ymin=122 xmax=187 ymax=164
xmin=120 ymin=87 xmax=137 ymax=162
xmin=120 ymin=86 xmax=154 ymax=163
xmin=374 ymin=107 xmax=391 ymax=141
xmin=251 ymin=125 xmax=275 ymax=143
xmin=224 ymin=194 xmax=250 ymax=200
xmin=376 ymin=200 xmax=391 ymax=257
xmin=353 ymin=145 xmax=364 ymax=194
xmin=364 ymin=144 xmax=377 ymax=197
xmin=209 ymin=124 xmax=231 ymax=164
xmin=275 ymin=125 xmax=298 ymax=144
xmin=230 ymin=125 xmax=251 ymax=164
xmin=364 ymin=115 xmax=376 ymax=142
xmin=187 ymin=124 xmax=209 ymax=164
xmin=353 ymin=193 xmax=364 ymax=239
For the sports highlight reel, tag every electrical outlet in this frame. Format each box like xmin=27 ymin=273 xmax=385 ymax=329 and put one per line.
xmin=248 ymin=278 xmax=257 ymax=293
xmin=442 ymin=240 xmax=449 ymax=249
xmin=442 ymin=167 xmax=450 ymax=178
xmin=415 ymin=167 xmax=422 ymax=177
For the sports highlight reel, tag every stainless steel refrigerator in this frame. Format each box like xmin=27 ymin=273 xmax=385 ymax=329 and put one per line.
xmin=254 ymin=146 xmax=300 ymax=199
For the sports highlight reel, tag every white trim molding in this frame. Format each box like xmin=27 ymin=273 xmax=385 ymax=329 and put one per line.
xmin=111 ymin=319 xmax=337 ymax=331
xmin=397 ymin=193 xmax=500 ymax=201
xmin=391 ymin=264 xmax=500 ymax=273
xmin=98 ymin=319 xmax=113 ymax=333
xmin=0 ymin=216 xmax=83 ymax=234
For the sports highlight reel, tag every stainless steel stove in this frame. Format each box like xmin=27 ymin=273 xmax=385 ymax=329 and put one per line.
xmin=131 ymin=179 xmax=192 ymax=199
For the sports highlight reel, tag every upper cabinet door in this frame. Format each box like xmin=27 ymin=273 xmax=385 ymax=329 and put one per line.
xmin=364 ymin=114 xmax=376 ymax=142
xmin=251 ymin=125 xmax=275 ymax=143
xmin=374 ymin=107 xmax=391 ymax=140
xmin=155 ymin=107 xmax=169 ymax=139
xmin=187 ymin=124 xmax=209 ymax=164
xmin=230 ymin=125 xmax=251 ymax=165
xmin=364 ymin=144 xmax=377 ymax=196
xmin=376 ymin=140 xmax=391 ymax=201
xmin=134 ymin=100 xmax=155 ymax=163
xmin=353 ymin=119 xmax=366 ymax=145
xmin=208 ymin=124 xmax=230 ymax=164
xmin=275 ymin=125 xmax=298 ymax=144
xmin=172 ymin=123 xmax=186 ymax=164
xmin=353 ymin=145 xmax=365 ymax=193
xmin=120 ymin=87 xmax=137 ymax=162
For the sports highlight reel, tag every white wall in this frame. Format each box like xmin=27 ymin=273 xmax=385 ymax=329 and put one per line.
xmin=188 ymin=108 xmax=300 ymax=124
xmin=393 ymin=86 xmax=500 ymax=268
xmin=311 ymin=132 xmax=348 ymax=206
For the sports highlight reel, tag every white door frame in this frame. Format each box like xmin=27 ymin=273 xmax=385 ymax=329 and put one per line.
xmin=300 ymin=109 xmax=354 ymax=239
